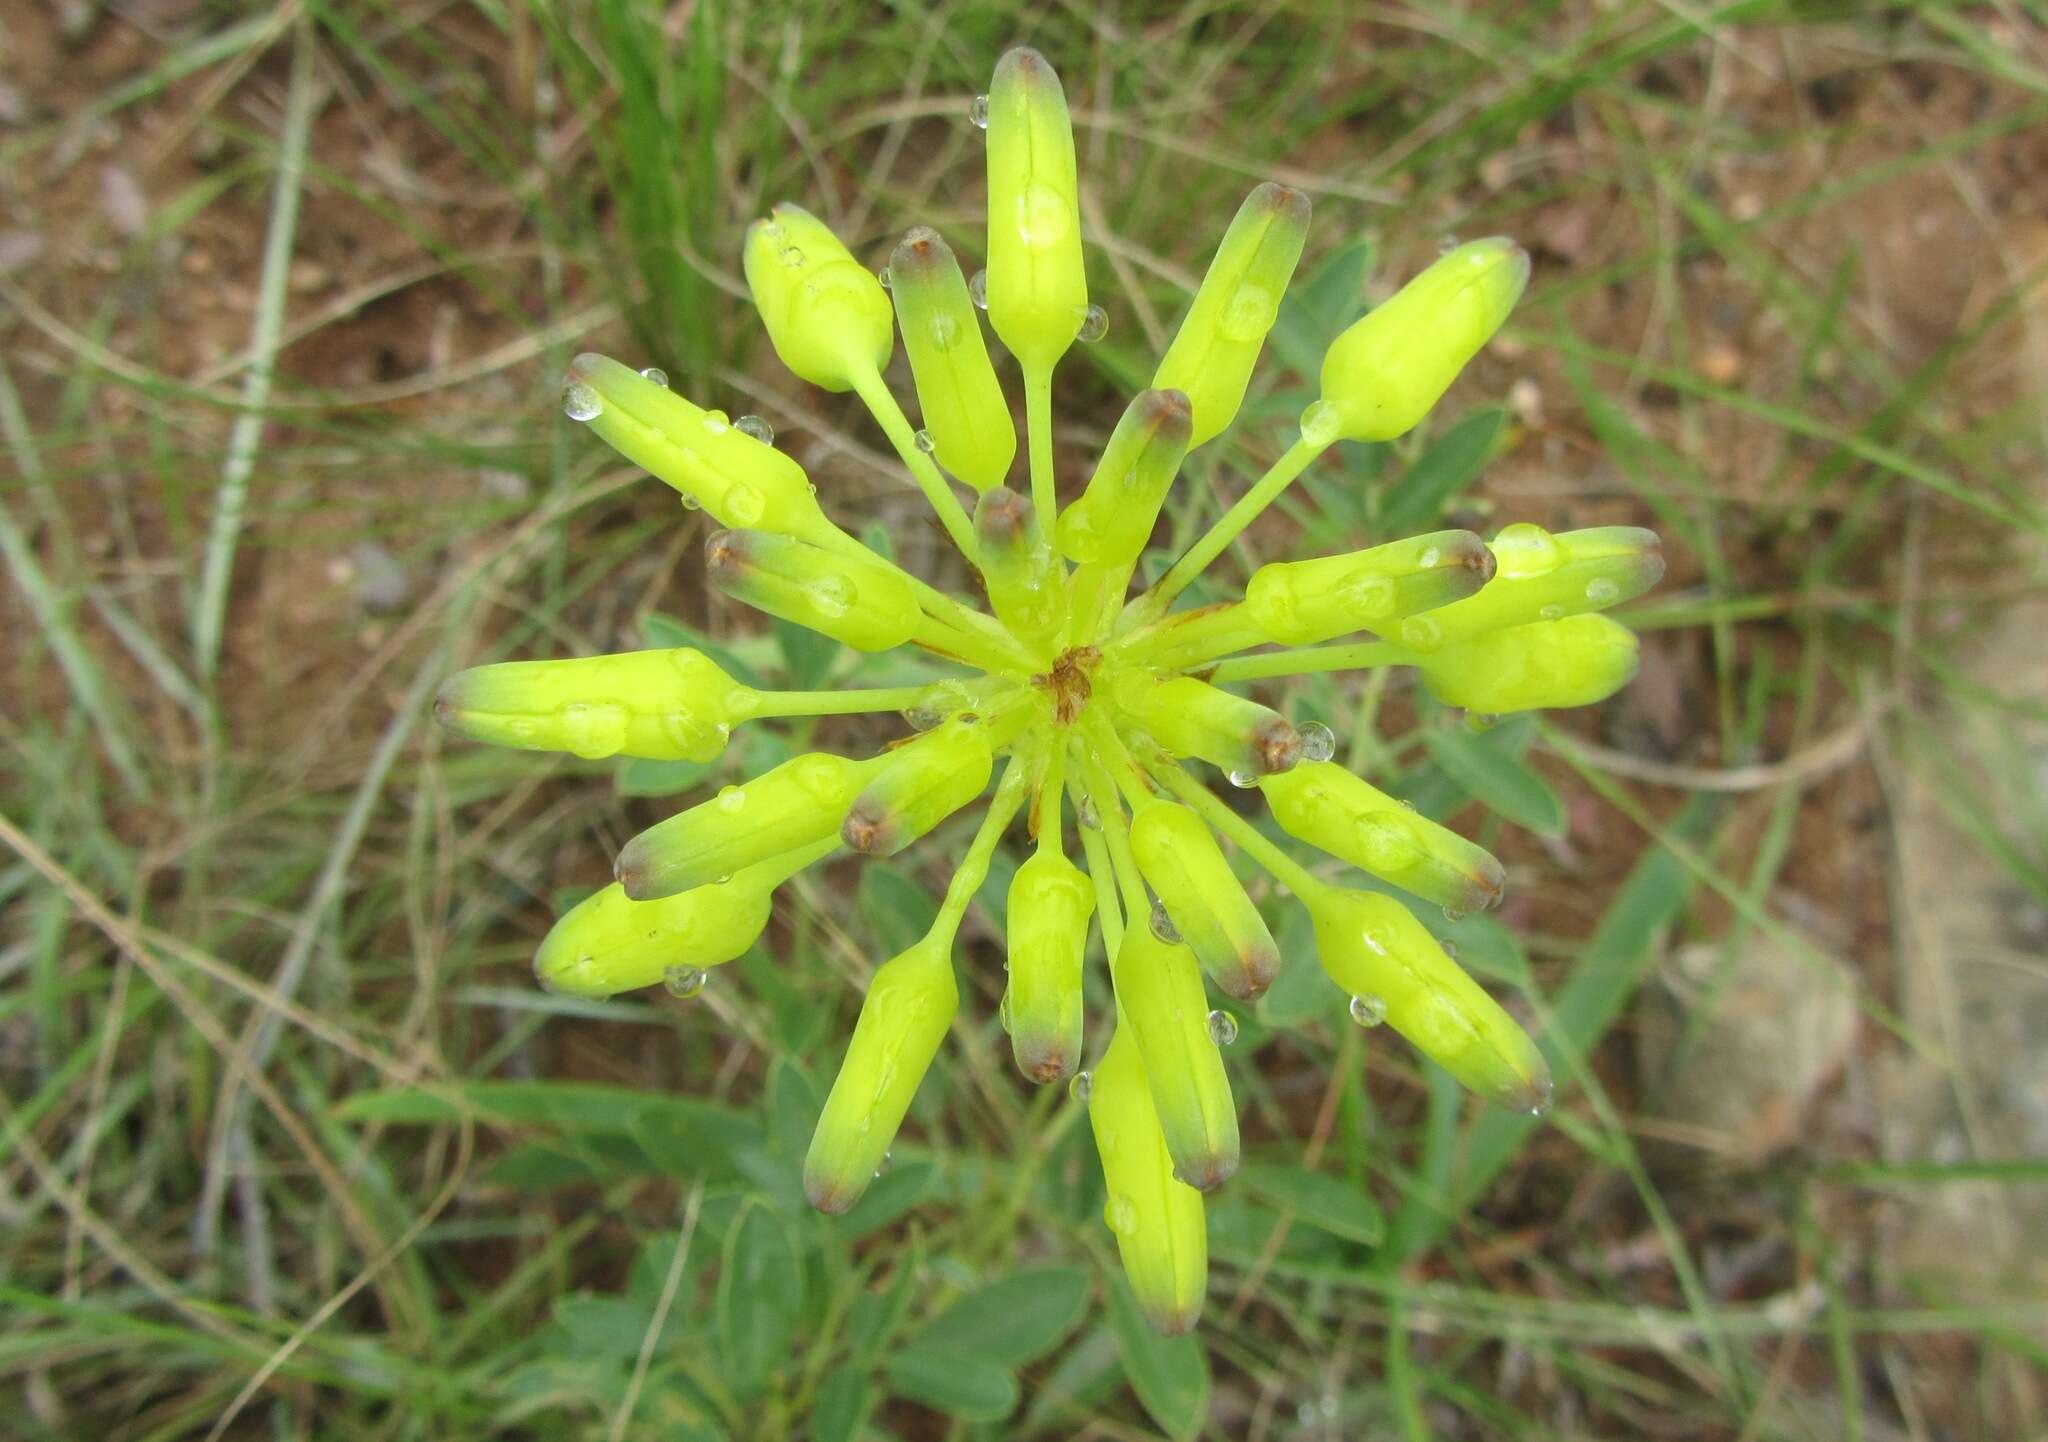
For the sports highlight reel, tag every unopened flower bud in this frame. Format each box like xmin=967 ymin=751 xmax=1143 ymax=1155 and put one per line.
xmin=841 ymin=717 xmax=994 ymax=857
xmin=435 ymin=647 xmax=748 ymax=762
xmin=1111 ymin=673 xmax=1301 ymax=782
xmin=743 ymin=203 xmax=893 ymax=392
xmin=805 ymin=934 xmax=956 ymax=1213
xmin=1261 ymin=762 xmax=1504 ymax=916
xmin=890 ymin=227 xmax=1015 ymax=489
xmin=1306 ymin=886 xmax=1550 ymax=1111
xmin=706 ymin=528 xmax=921 ymax=653
xmin=1243 ymin=529 xmax=1495 ymax=646
xmin=1413 ymin=613 xmax=1640 ymax=715
xmin=985 ymin=47 xmax=1087 ymax=373
xmin=1005 ymin=848 xmax=1094 ymax=1082
xmin=1110 ymin=925 xmax=1239 ymax=1191
xmin=1055 ymin=389 xmax=1193 ymax=568
xmin=1391 ymin=524 xmax=1662 ymax=652
xmin=1153 ymin=182 xmax=1310 ymax=449
xmin=1088 ymin=1025 xmax=1208 ymax=1335
xmin=616 ymin=751 xmax=874 ymax=900
xmin=1129 ymin=801 xmax=1279 ymax=1000
xmin=974 ymin=487 xmax=1062 ymax=647
xmin=535 ymin=841 xmax=828 ymax=997
xmin=565 ymin=354 xmax=829 ymax=536
xmin=1318 ymin=237 xmax=1530 ymax=442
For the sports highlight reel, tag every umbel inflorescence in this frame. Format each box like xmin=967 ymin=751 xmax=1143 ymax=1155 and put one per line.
xmin=437 ymin=48 xmax=1661 ymax=1333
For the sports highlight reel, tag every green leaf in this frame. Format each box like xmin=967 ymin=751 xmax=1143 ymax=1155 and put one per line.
xmin=1103 ymin=1273 xmax=1209 ymax=1440
xmin=1270 ymin=237 xmax=1376 ymax=379
xmin=810 ymin=1364 xmax=873 ymax=1442
xmin=885 ymin=1349 xmax=1020 ymax=1421
xmin=616 ymin=755 xmax=715 ymax=798
xmin=553 ymin=1292 xmax=657 ymax=1359
xmin=717 ymin=1200 xmax=803 ymax=1390
xmin=1240 ymin=1164 xmax=1385 ymax=1246
xmin=1421 ymin=725 xmax=1565 ymax=836
xmin=1378 ymin=407 xmax=1505 ymax=533
xmin=904 ymin=1267 xmax=1091 ymax=1368
xmin=859 ymin=860 xmax=940 ymax=958
xmin=642 ymin=610 xmax=758 ymax=685
xmin=774 ymin=615 xmax=838 ymax=689
xmin=1257 ymin=902 xmax=1338 ymax=1027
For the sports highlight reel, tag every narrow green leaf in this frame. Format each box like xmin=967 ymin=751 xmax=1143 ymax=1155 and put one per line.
xmin=1240 ymin=1165 xmax=1385 ymax=1246
xmin=905 ymin=1267 xmax=1092 ymax=1367
xmin=1422 ymin=725 xmax=1565 ymax=836
xmin=717 ymin=1201 xmax=803 ymax=1390
xmin=1270 ymin=237 xmax=1376 ymax=378
xmin=811 ymin=1364 xmax=873 ymax=1442
xmin=1378 ymin=407 xmax=1505 ymax=533
xmin=616 ymin=755 xmax=715 ymax=797
xmin=885 ymin=1349 xmax=1020 ymax=1421
xmin=1104 ymin=1273 xmax=1209 ymax=1440
xmin=859 ymin=860 xmax=940 ymax=958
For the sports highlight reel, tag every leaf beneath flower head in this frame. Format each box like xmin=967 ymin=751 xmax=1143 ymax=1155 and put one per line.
xmin=1377 ymin=405 xmax=1505 ymax=534
xmin=1422 ymin=723 xmax=1565 ymax=837
xmin=1269 ymin=236 xmax=1376 ymax=379
xmin=885 ymin=1348 xmax=1020 ymax=1420
xmin=1104 ymin=1272 xmax=1209 ymax=1440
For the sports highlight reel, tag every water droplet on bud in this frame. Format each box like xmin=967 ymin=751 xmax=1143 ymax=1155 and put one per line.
xmin=1227 ymin=768 xmax=1259 ymax=789
xmin=1585 ymin=577 xmax=1620 ymax=604
xmin=1069 ymin=1070 xmax=1092 ymax=1104
xmin=998 ymin=991 xmax=1012 ymax=1033
xmin=1076 ymin=794 xmax=1100 ymax=830
xmin=1206 ymin=1009 xmax=1239 ymax=1046
xmin=1539 ymin=603 xmax=1565 ymax=621
xmin=1299 ymin=720 xmax=1335 ymax=763
xmin=1527 ymin=1075 xmax=1557 ymax=1117
xmin=734 ymin=414 xmax=773 ymax=445
xmin=716 ymin=785 xmax=747 ymax=814
xmin=1074 ymin=304 xmax=1108 ymax=342
xmin=1149 ymin=899 xmax=1181 ymax=944
xmin=968 ymin=93 xmax=990 ymax=129
xmin=967 ymin=269 xmax=988 ymax=309
xmin=1438 ymin=232 xmax=1461 ymax=255
xmin=638 ymin=366 xmax=668 ymax=387
xmin=913 ymin=428 xmax=936 ymax=454
xmin=664 ymin=965 xmax=707 ymax=999
xmin=876 ymin=265 xmax=892 ymax=290
xmin=1348 ymin=993 xmax=1387 ymax=1027
xmin=1298 ymin=398 xmax=1341 ymax=447
xmin=701 ymin=410 xmax=730 ymax=435
xmin=1442 ymin=904 xmax=1467 ymax=923
xmin=562 ymin=381 xmax=602 ymax=422
xmin=780 ymin=245 xmax=804 ymax=267
xmin=874 ymin=1150 xmax=893 ymax=1177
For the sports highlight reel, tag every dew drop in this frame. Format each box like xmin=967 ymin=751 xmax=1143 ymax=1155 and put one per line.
xmin=1298 ymin=397 xmax=1341 ymax=447
xmin=809 ymin=574 xmax=856 ymax=617
xmin=968 ymin=92 xmax=990 ymax=129
xmin=1015 ymin=184 xmax=1072 ymax=246
xmin=1227 ymin=768 xmax=1259 ymax=789
xmin=902 ymin=704 xmax=945 ymax=731
xmin=1442 ymin=904 xmax=1467 ymax=923
xmin=1299 ymin=720 xmax=1336 ymax=763
xmin=723 ymin=483 xmax=766 ymax=526
xmin=734 ymin=414 xmax=773 ymax=445
xmin=998 ymin=991 xmax=1012 ymax=1033
xmin=967 ymin=268 xmax=989 ymax=309
xmin=1069 ymin=1070 xmax=1092 ymax=1104
xmin=1492 ymin=522 xmax=1563 ymax=579
xmin=711 ymin=873 xmax=732 ymax=885
xmin=679 ymin=494 xmax=701 ymax=511
xmin=1149 ymin=898 xmax=1181 ymax=944
xmin=874 ymin=1150 xmax=893 ymax=1178
xmin=1438 ymin=232 xmax=1461 ymax=256
xmin=1585 ymin=576 xmax=1620 ymax=604
xmin=1206 ymin=1009 xmax=1239 ymax=1046
xmin=663 ymin=965 xmax=707 ymax=999
xmin=1106 ymin=1194 xmax=1139 ymax=1236
xmin=638 ymin=366 xmax=669 ymax=387
xmin=1441 ymin=938 xmax=1459 ymax=959
xmin=1219 ymin=283 xmax=1275 ymax=341
xmin=913 ymin=428 xmax=937 ymax=454
xmin=928 ymin=310 xmax=962 ymax=348
xmin=1398 ymin=615 xmax=1443 ymax=651
xmin=1076 ymin=794 xmax=1100 ymax=830
xmin=1527 ymin=1075 xmax=1557 ymax=1118
xmin=1349 ymin=993 xmax=1388 ymax=1027
xmin=876 ymin=265 xmax=892 ymax=290
xmin=561 ymin=381 xmax=602 ymax=422
xmin=1074 ymin=304 xmax=1108 ymax=343
xmin=780 ymin=245 xmax=804 ymax=267
xmin=716 ymin=785 xmax=746 ymax=814
xmin=1539 ymin=603 xmax=1565 ymax=621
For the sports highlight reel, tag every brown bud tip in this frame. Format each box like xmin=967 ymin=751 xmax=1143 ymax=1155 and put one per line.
xmin=1134 ymin=387 xmax=1194 ymax=441
xmin=841 ymin=802 xmax=894 ymax=856
xmin=973 ymin=486 xmax=1032 ymax=547
xmin=891 ymin=225 xmax=948 ymax=275
xmin=1146 ymin=1303 xmax=1203 ymax=1337
xmin=704 ymin=528 xmax=749 ymax=579
xmin=804 ymin=1172 xmax=858 ymax=1216
xmin=1251 ymin=180 xmax=1312 ymax=227
xmin=1454 ymin=532 xmax=1498 ymax=584
xmin=1466 ymin=855 xmax=1506 ymax=913
xmin=1251 ymin=716 xmax=1303 ymax=776
xmin=431 ymin=693 xmax=460 ymax=728
xmin=1174 ymin=1152 xmax=1238 ymax=1193
xmin=999 ymin=45 xmax=1054 ymax=84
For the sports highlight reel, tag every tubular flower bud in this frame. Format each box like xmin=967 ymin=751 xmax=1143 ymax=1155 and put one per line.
xmin=1110 ymin=925 xmax=1240 ymax=1190
xmin=616 ymin=752 xmax=874 ymax=900
xmin=890 ymin=227 xmax=1015 ymax=489
xmin=706 ymin=528 xmax=921 ymax=653
xmin=1005 ymin=848 xmax=1094 ymax=1082
xmin=974 ymin=487 xmax=1062 ymax=648
xmin=1261 ymin=762 xmax=1504 ymax=916
xmin=985 ymin=47 xmax=1088 ymax=373
xmin=535 ymin=841 xmax=830 ymax=998
xmin=1129 ymin=801 xmax=1279 ymax=1000
xmin=1153 ymin=182 xmax=1311 ymax=449
xmin=1413 ymin=613 xmax=1640 ymax=715
xmin=565 ymin=354 xmax=829 ymax=537
xmin=1243 ymin=530 xmax=1495 ymax=646
xmin=1088 ymin=1024 xmax=1208 ymax=1335
xmin=1110 ymin=673 xmax=1301 ymax=783
xmin=1054 ymin=389 xmax=1194 ymax=568
xmin=842 ymin=717 xmax=994 ymax=857
xmin=1392 ymin=524 xmax=1663 ymax=652
xmin=1306 ymin=886 xmax=1551 ymax=1112
xmin=435 ymin=648 xmax=748 ymax=762
xmin=743 ymin=203 xmax=894 ymax=393
xmin=1315 ymin=237 xmax=1530 ymax=443
xmin=805 ymin=933 xmax=957 ymax=1213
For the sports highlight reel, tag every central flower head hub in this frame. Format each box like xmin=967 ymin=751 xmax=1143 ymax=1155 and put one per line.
xmin=1037 ymin=645 xmax=1101 ymax=727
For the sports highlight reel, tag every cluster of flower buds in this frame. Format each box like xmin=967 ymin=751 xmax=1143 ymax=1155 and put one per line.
xmin=439 ymin=47 xmax=1663 ymax=1334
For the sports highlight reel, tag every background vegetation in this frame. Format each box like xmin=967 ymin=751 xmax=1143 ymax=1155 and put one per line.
xmin=5 ymin=1 xmax=2047 ymax=1437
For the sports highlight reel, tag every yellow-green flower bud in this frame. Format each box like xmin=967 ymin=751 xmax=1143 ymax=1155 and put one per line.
xmin=1314 ymin=237 xmax=1530 ymax=443
xmin=1413 ymin=613 xmax=1640 ymax=715
xmin=435 ymin=648 xmax=748 ymax=762
xmin=1054 ymin=389 xmax=1193 ymax=568
xmin=1088 ymin=1024 xmax=1208 ymax=1335
xmin=1110 ymin=925 xmax=1239 ymax=1190
xmin=742 ymin=202 xmax=893 ymax=393
xmin=1261 ymin=762 xmax=1504 ymax=916
xmin=1129 ymin=801 xmax=1279 ymax=1001
xmin=1005 ymin=848 xmax=1094 ymax=1082
xmin=890 ymin=227 xmax=1015 ymax=490
xmin=841 ymin=717 xmax=994 ymax=857
xmin=1392 ymin=524 xmax=1662 ymax=652
xmin=1306 ymin=886 xmax=1551 ymax=1112
xmin=535 ymin=841 xmax=830 ymax=998
xmin=805 ymin=933 xmax=957 ymax=1213
xmin=973 ymin=487 xmax=1062 ymax=649
xmin=1242 ymin=529 xmax=1495 ymax=646
xmin=616 ymin=751 xmax=874 ymax=900
xmin=1153 ymin=182 xmax=1311 ymax=449
xmin=1110 ymin=672 xmax=1301 ymax=783
xmin=984 ymin=46 xmax=1087 ymax=373
xmin=565 ymin=354 xmax=831 ymax=537
xmin=706 ymin=528 xmax=921 ymax=653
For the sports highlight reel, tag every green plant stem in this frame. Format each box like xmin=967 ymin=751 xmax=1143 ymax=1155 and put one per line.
xmin=1023 ymin=364 xmax=1058 ymax=537
xmin=846 ymin=364 xmax=980 ymax=561
xmin=1206 ymin=639 xmax=1403 ymax=683
xmin=811 ymin=525 xmax=1034 ymax=670
xmin=1070 ymin=763 xmax=1125 ymax=956
xmin=932 ymin=755 xmax=1030 ymax=940
xmin=745 ymin=685 xmax=936 ymax=719
xmin=909 ymin=613 xmax=1028 ymax=674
